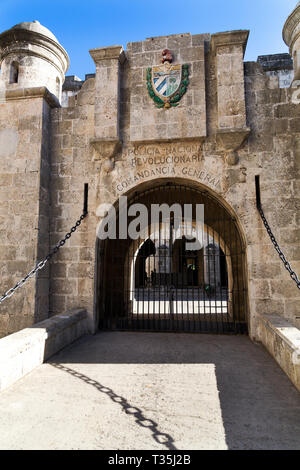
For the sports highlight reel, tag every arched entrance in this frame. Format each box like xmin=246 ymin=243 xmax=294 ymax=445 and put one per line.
xmin=96 ymin=182 xmax=248 ymax=334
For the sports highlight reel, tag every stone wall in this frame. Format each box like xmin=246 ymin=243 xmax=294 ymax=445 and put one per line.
xmin=0 ymin=30 xmax=299 ymax=341
xmin=0 ymin=89 xmax=58 ymax=338
xmin=258 ymin=54 xmax=294 ymax=89
xmin=127 ymin=33 xmax=208 ymax=141
xmin=0 ymin=308 xmax=88 ymax=392
xmin=257 ymin=313 xmax=300 ymax=392
xmin=243 ymin=62 xmax=300 ymax=334
xmin=46 ymin=33 xmax=300 ymax=339
xmin=0 ymin=22 xmax=69 ymax=103
xmin=49 ymin=78 xmax=98 ymax=332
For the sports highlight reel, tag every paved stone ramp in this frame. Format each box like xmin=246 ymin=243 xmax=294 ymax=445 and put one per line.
xmin=0 ymin=332 xmax=300 ymax=450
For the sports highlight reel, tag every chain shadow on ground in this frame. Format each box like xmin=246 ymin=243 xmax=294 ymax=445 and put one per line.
xmin=50 ymin=362 xmax=177 ymax=450
xmin=49 ymin=332 xmax=300 ymax=450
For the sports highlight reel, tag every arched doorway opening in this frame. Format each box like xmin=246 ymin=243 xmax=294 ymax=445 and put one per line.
xmin=96 ymin=182 xmax=248 ymax=334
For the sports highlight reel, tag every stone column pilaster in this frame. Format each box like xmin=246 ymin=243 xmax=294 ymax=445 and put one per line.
xmin=211 ymin=31 xmax=250 ymax=157
xmin=89 ymin=46 xmax=125 ymax=167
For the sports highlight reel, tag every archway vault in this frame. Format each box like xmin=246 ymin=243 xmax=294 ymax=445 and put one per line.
xmin=95 ymin=179 xmax=249 ymax=334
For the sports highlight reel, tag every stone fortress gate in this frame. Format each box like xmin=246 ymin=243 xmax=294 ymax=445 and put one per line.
xmin=0 ymin=4 xmax=300 ymax=387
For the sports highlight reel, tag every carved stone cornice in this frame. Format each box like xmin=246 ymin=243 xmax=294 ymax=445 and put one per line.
xmin=89 ymin=46 xmax=126 ymax=65
xmin=90 ymin=138 xmax=122 ymax=172
xmin=210 ymin=30 xmax=249 ymax=57
xmin=216 ymin=128 xmax=250 ymax=165
xmin=4 ymin=86 xmax=60 ymax=108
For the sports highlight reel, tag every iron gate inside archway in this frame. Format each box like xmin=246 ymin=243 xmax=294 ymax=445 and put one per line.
xmin=97 ymin=183 xmax=248 ymax=334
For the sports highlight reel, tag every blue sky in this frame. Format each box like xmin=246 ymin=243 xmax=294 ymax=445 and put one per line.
xmin=0 ymin=0 xmax=297 ymax=79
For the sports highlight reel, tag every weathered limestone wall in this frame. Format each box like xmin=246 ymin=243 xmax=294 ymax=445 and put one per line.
xmin=36 ymin=100 xmax=52 ymax=321
xmin=0 ymin=90 xmax=57 ymax=338
xmin=49 ymin=79 xmax=98 ymax=332
xmin=243 ymin=62 xmax=300 ymax=334
xmin=0 ymin=29 xmax=299 ymax=343
xmin=1 ymin=55 xmax=63 ymax=99
xmin=283 ymin=2 xmax=300 ymax=82
xmin=0 ymin=308 xmax=88 ymax=392
xmin=47 ymin=32 xmax=300 ymax=339
xmin=0 ymin=22 xmax=69 ymax=103
xmin=211 ymin=30 xmax=249 ymax=130
xmin=127 ymin=33 xmax=208 ymax=141
xmin=61 ymin=75 xmax=85 ymax=108
xmin=257 ymin=314 xmax=300 ymax=392
xmin=258 ymin=53 xmax=294 ymax=89
xmin=90 ymin=46 xmax=124 ymax=140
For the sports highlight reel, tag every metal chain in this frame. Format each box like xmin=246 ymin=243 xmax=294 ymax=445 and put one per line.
xmin=0 ymin=213 xmax=87 ymax=305
xmin=258 ymin=207 xmax=300 ymax=290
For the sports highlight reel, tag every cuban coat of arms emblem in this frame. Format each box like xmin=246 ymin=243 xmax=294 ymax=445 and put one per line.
xmin=147 ymin=49 xmax=189 ymax=109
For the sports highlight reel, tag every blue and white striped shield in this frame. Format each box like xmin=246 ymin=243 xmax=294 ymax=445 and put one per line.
xmin=152 ymin=64 xmax=181 ymax=100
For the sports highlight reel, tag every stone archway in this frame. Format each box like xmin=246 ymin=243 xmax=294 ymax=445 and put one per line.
xmin=95 ymin=179 xmax=248 ymax=334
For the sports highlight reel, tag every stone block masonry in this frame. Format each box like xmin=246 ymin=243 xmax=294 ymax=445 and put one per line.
xmin=47 ymin=30 xmax=300 ymax=341
xmin=0 ymin=5 xmax=300 ymax=395
xmin=0 ymin=89 xmax=59 ymax=338
xmin=258 ymin=314 xmax=300 ymax=392
xmin=0 ymin=309 xmax=88 ymax=391
xmin=128 ymin=33 xmax=208 ymax=142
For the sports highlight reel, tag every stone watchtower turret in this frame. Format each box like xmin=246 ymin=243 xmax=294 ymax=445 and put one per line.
xmin=0 ymin=22 xmax=69 ymax=336
xmin=0 ymin=20 xmax=69 ymax=101
xmin=283 ymin=1 xmax=300 ymax=84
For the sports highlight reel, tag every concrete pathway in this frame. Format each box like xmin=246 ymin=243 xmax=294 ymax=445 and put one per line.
xmin=0 ymin=332 xmax=300 ymax=450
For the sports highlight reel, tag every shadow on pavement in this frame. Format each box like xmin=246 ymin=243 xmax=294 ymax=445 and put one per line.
xmin=50 ymin=332 xmax=300 ymax=450
xmin=50 ymin=362 xmax=177 ymax=450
